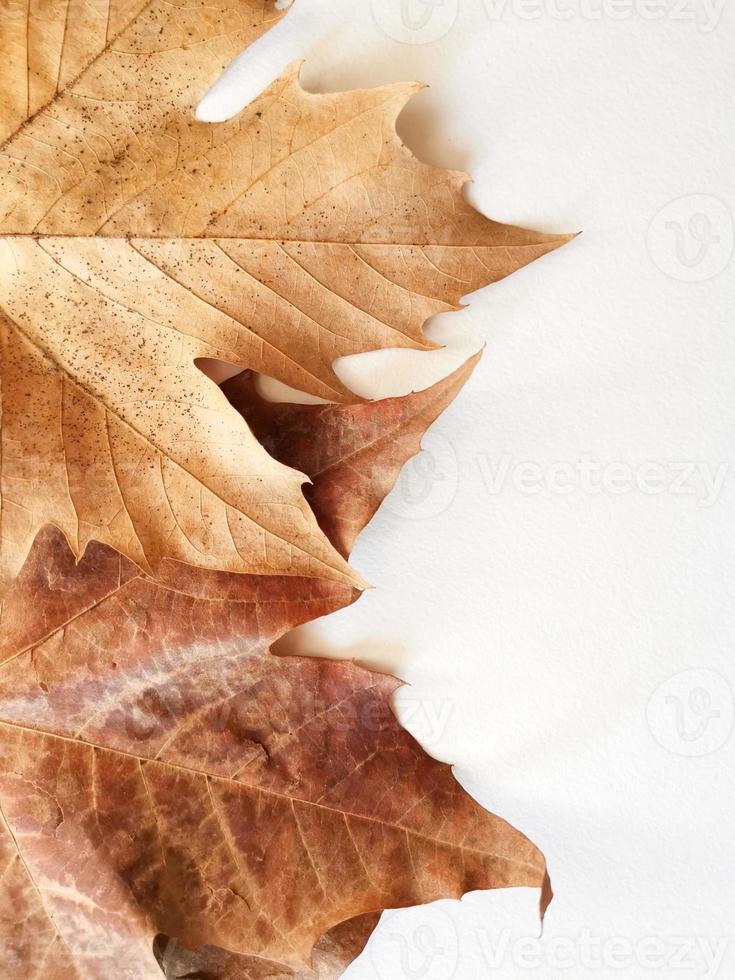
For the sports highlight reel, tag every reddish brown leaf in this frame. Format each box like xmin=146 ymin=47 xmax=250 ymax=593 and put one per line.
xmin=153 ymin=913 xmax=381 ymax=979
xmin=223 ymin=351 xmax=483 ymax=557
xmin=0 ymin=360 xmax=549 ymax=977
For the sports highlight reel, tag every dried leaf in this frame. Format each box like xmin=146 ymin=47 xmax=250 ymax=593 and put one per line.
xmin=0 ymin=362 xmax=549 ymax=977
xmin=0 ymin=0 xmax=571 ymax=589
xmin=223 ymin=352 xmax=483 ymax=558
xmin=153 ymin=912 xmax=381 ymax=979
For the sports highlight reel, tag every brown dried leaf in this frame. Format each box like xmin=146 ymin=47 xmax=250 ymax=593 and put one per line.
xmin=0 ymin=362 xmax=549 ymax=977
xmin=223 ymin=352 xmax=483 ymax=558
xmin=0 ymin=0 xmax=571 ymax=590
xmin=153 ymin=912 xmax=381 ymax=979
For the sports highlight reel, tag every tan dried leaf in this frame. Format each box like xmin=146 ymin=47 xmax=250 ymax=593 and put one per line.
xmin=0 ymin=0 xmax=571 ymax=590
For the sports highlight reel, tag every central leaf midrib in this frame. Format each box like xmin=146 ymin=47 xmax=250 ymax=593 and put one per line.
xmin=0 ymin=233 xmax=560 ymax=248
xmin=0 ymin=718 xmax=540 ymax=875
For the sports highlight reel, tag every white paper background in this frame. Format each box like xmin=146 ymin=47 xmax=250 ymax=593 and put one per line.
xmin=201 ymin=2 xmax=735 ymax=977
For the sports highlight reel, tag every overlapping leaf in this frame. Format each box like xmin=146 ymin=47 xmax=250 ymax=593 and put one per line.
xmin=154 ymin=912 xmax=381 ymax=979
xmin=0 ymin=0 xmax=571 ymax=590
xmin=0 ymin=360 xmax=549 ymax=978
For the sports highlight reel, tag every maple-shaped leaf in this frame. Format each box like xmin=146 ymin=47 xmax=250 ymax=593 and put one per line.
xmin=0 ymin=360 xmax=549 ymax=977
xmin=0 ymin=0 xmax=571 ymax=591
